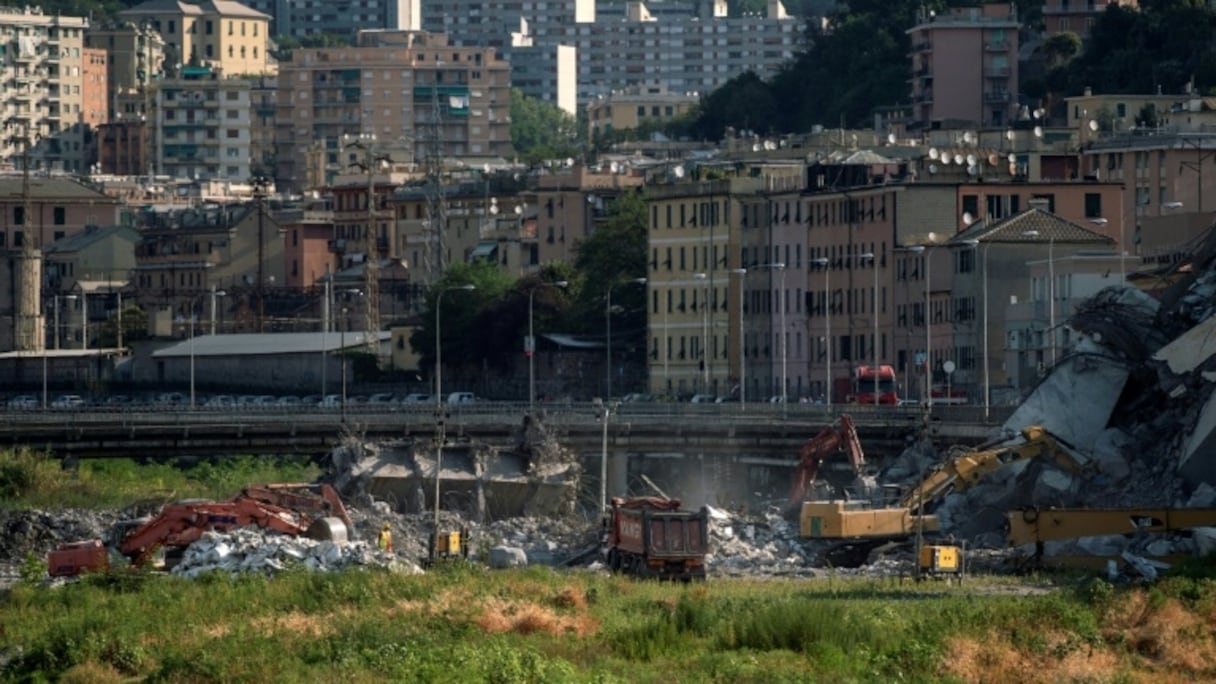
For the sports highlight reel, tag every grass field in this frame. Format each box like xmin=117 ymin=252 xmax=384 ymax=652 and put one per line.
xmin=3 ymin=448 xmax=1216 ymax=683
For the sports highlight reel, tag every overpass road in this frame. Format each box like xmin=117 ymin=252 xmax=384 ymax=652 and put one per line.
xmin=0 ymin=402 xmax=1013 ymax=462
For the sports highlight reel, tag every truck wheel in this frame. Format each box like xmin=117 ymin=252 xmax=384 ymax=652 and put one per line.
xmin=607 ymin=549 xmax=620 ymax=571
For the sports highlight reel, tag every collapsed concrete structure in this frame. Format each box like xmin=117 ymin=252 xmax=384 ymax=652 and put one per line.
xmin=912 ymin=227 xmax=1216 ymax=562
xmin=328 ymin=414 xmax=580 ymax=522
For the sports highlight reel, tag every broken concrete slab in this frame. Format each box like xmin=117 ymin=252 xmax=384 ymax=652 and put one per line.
xmin=1180 ymin=390 xmax=1216 ymax=487
xmin=1152 ymin=315 xmax=1216 ymax=375
xmin=488 ymin=546 xmax=527 ymax=569
xmin=1002 ymin=353 xmax=1130 ymax=450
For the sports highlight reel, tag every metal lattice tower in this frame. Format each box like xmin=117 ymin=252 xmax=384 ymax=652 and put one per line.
xmin=344 ymin=134 xmax=392 ymax=356
xmin=422 ymin=78 xmax=447 ymax=284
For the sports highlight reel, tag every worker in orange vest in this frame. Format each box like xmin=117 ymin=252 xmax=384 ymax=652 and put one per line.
xmin=377 ymin=522 xmax=393 ymax=553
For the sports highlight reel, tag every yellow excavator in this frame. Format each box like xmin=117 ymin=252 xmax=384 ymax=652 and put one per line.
xmin=800 ymin=425 xmax=1099 ymax=569
xmin=1008 ymin=506 xmax=1216 ymax=569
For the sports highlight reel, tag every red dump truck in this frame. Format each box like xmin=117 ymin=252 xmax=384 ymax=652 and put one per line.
xmin=604 ymin=496 xmax=709 ymax=581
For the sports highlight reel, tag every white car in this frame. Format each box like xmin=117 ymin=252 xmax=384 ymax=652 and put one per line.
xmin=51 ymin=394 xmax=85 ymax=409
xmin=447 ymin=392 xmax=478 ymax=405
xmin=689 ymin=394 xmax=717 ymax=404
xmin=7 ymin=395 xmax=38 ymax=409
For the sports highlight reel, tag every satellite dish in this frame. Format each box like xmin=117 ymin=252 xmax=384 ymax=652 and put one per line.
xmin=609 ymin=161 xmax=620 ymax=174
xmin=929 ymin=147 xmax=939 ymax=160
xmin=966 ymin=154 xmax=977 ymax=166
xmin=514 ymin=205 xmax=523 ymax=215
xmin=1033 ymin=125 xmax=1044 ymax=138
xmin=967 ymin=164 xmax=978 ymax=176
xmin=489 ymin=203 xmax=499 ymax=215
xmin=1033 ymin=108 xmax=1045 ymax=120
xmin=987 ymin=153 xmax=1000 ymax=166
xmin=1008 ymin=162 xmax=1018 ymax=175
xmin=953 ymin=153 xmax=965 ymax=166
xmin=887 ymin=132 xmax=896 ymax=145
xmin=962 ymin=211 xmax=974 ymax=224
xmin=482 ymin=163 xmax=490 ymax=174
xmin=928 ymin=164 xmax=939 ymax=175
xmin=962 ymin=131 xmax=975 ymax=145
xmin=1007 ymin=153 xmax=1017 ymax=163
xmin=673 ymin=166 xmax=685 ymax=179
xmin=752 ymin=143 xmax=761 ymax=152
xmin=1005 ymin=129 xmax=1014 ymax=141
xmin=564 ymin=157 xmax=574 ymax=167
xmin=1088 ymin=120 xmax=1099 ymax=132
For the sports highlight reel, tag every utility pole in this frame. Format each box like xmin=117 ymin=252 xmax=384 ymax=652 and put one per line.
xmin=251 ymin=176 xmax=270 ymax=332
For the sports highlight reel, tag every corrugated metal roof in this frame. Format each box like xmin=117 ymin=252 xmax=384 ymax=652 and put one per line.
xmin=0 ymin=176 xmax=119 ymax=202
xmin=152 ymin=331 xmax=391 ymax=358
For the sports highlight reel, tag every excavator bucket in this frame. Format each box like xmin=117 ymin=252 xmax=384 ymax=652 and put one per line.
xmin=306 ymin=517 xmax=349 ymax=544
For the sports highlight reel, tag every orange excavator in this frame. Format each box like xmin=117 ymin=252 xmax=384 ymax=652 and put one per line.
xmin=48 ymin=483 xmax=353 ymax=577
xmin=785 ymin=414 xmax=868 ymax=515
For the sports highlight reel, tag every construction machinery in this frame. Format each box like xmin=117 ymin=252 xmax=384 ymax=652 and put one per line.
xmin=604 ymin=496 xmax=709 ymax=581
xmin=800 ymin=425 xmax=1098 ymax=568
xmin=848 ymin=365 xmax=900 ymax=405
xmin=785 ymin=414 xmax=868 ymax=514
xmin=48 ymin=484 xmax=352 ymax=577
xmin=1008 ymin=506 xmax=1216 ymax=569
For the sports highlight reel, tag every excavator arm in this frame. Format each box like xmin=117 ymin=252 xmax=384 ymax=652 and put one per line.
xmin=238 ymin=483 xmax=354 ymax=536
xmin=898 ymin=425 xmax=1096 ymax=512
xmin=787 ymin=414 xmax=866 ymax=510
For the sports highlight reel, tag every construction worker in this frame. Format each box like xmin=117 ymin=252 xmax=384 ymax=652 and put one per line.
xmin=377 ymin=522 xmax=393 ymax=553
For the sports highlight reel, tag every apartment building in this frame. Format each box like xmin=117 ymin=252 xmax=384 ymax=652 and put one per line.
xmin=586 ymin=85 xmax=699 ymax=138
xmin=84 ymin=20 xmax=165 ymax=121
xmin=534 ymin=165 xmax=644 ymax=267
xmin=421 ymin=0 xmax=800 ymax=105
xmin=249 ymin=75 xmax=276 ymax=177
xmin=96 ymin=120 xmax=151 ymax=175
xmin=117 ymin=0 xmax=273 ymax=77
xmin=1043 ymin=0 xmax=1137 ymax=41
xmin=241 ymin=0 xmax=420 ymax=38
xmin=0 ymin=176 xmax=124 ymax=250
xmin=274 ymin=31 xmax=512 ymax=193
xmin=908 ymin=3 xmax=1019 ymax=130
xmin=152 ymin=65 xmax=253 ymax=181
xmin=0 ymin=6 xmax=89 ymax=173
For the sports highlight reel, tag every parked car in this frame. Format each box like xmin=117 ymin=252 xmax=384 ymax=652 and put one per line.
xmin=204 ymin=395 xmax=236 ymax=408
xmin=157 ymin=392 xmax=186 ymax=406
xmin=51 ymin=394 xmax=85 ymax=409
xmin=276 ymin=395 xmax=302 ymax=407
xmin=621 ymin=393 xmax=654 ymax=403
xmin=398 ymin=393 xmax=431 ymax=404
xmin=689 ymin=394 xmax=717 ymax=404
xmin=7 ymin=395 xmax=38 ymax=409
xmin=367 ymin=393 xmax=396 ymax=405
xmin=447 ymin=392 xmax=478 ymax=405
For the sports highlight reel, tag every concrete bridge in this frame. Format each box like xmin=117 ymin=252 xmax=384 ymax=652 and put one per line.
xmin=0 ymin=403 xmax=1015 ymax=510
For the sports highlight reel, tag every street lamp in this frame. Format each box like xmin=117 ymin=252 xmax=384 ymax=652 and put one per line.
xmin=729 ymin=268 xmax=747 ymax=407
xmin=858 ymin=252 xmax=877 ymax=405
xmin=527 ymin=279 xmax=568 ymax=413
xmin=594 ymin=397 xmax=618 ymax=514
xmin=812 ymin=258 xmax=830 ymax=407
xmin=433 ymin=283 xmax=476 ymax=556
xmin=209 ymin=286 xmax=227 ymax=335
xmin=1022 ymin=229 xmax=1055 ymax=365
xmin=340 ymin=306 xmax=349 ymax=422
xmin=693 ymin=272 xmax=708 ymax=392
xmin=605 ymin=277 xmax=647 ymax=400
xmin=47 ymin=295 xmax=77 ymax=408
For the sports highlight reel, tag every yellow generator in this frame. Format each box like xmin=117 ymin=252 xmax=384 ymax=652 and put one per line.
xmin=428 ymin=528 xmax=469 ymax=564
xmin=918 ymin=544 xmax=963 ymax=580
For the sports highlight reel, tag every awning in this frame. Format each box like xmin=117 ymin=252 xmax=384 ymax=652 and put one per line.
xmin=469 ymin=241 xmax=498 ymax=261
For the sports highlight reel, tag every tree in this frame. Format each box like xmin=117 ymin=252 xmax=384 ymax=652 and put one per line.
xmin=92 ymin=305 xmax=148 ymax=349
xmin=568 ymin=189 xmax=649 ymax=349
xmin=408 ymin=262 xmax=513 ymax=379
xmin=510 ymin=89 xmax=582 ymax=166
xmin=1042 ymin=32 xmax=1081 ymax=69
xmin=467 ymin=264 xmax=576 ymax=372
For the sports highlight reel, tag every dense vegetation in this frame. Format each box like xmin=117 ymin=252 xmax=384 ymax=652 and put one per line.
xmin=5 ymin=563 xmax=1216 ymax=682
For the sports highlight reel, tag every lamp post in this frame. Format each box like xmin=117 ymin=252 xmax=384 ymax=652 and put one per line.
xmin=859 ymin=252 xmax=877 ymax=405
xmin=251 ymin=176 xmax=270 ymax=333
xmin=188 ymin=309 xmax=196 ymax=409
xmin=595 ymin=398 xmax=617 ymax=514
xmin=812 ymin=258 xmax=830 ymax=407
xmin=729 ymin=268 xmax=747 ymax=407
xmin=605 ymin=277 xmax=647 ymax=400
xmin=760 ymin=262 xmax=788 ymax=404
xmin=340 ymin=306 xmax=349 ymax=422
xmin=1023 ymin=229 xmax=1055 ymax=366
xmin=693 ymin=272 xmax=708 ymax=392
xmin=209 ymin=285 xmax=226 ymax=335
xmin=433 ymin=283 xmax=476 ymax=555
xmin=527 ymin=279 xmax=568 ymax=413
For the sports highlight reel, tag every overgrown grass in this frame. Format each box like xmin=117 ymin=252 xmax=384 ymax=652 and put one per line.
xmin=0 ymin=448 xmax=320 ymax=510
xmin=5 ymin=564 xmax=1214 ymax=683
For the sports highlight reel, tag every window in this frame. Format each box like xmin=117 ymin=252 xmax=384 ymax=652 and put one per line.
xmin=206 ymin=20 xmax=213 ymax=34
xmin=226 ymin=129 xmax=238 ymax=138
xmin=962 ymin=194 xmax=979 ymax=220
xmin=53 ymin=207 xmax=65 ymax=225
xmin=13 ymin=207 xmax=23 ymax=225
xmin=1084 ymin=193 xmax=1102 ymax=219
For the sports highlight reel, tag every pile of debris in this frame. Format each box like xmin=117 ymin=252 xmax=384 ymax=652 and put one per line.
xmin=902 ymin=230 xmax=1216 ymax=568
xmin=169 ymin=529 xmax=423 ymax=579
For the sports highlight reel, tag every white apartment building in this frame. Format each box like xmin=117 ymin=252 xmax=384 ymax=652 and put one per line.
xmin=421 ymin=0 xmax=801 ymax=105
xmin=0 ymin=6 xmax=90 ymax=173
xmin=154 ymin=65 xmax=253 ymax=180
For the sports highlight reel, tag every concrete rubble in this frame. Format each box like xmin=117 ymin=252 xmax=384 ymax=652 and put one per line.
xmin=899 ymin=229 xmax=1216 ymax=568
xmin=169 ymin=529 xmax=424 ymax=578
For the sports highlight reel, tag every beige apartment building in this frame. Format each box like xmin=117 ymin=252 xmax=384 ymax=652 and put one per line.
xmin=586 ymin=85 xmax=699 ymax=138
xmin=908 ymin=3 xmax=1019 ymax=130
xmin=0 ymin=6 xmax=89 ymax=173
xmin=117 ymin=0 xmax=273 ymax=78
xmin=274 ymin=31 xmax=513 ymax=193
xmin=81 ymin=48 xmax=108 ymax=133
xmin=534 ymin=166 xmax=644 ymax=266
xmin=84 ymin=20 xmax=165 ymax=121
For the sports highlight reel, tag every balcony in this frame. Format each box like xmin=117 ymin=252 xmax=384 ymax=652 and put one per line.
xmin=984 ymin=41 xmax=1007 ymax=52
xmin=984 ymin=67 xmax=1010 ymax=78
xmin=983 ymin=91 xmax=1010 ymax=103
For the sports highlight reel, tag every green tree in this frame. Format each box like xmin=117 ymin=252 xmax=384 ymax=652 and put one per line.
xmin=510 ymin=89 xmax=582 ymax=166
xmin=467 ymin=264 xmax=576 ymax=373
xmin=1042 ymin=32 xmax=1081 ymax=69
xmin=568 ymin=189 xmax=649 ymax=360
xmin=93 ymin=305 xmax=149 ymax=349
xmin=408 ymin=262 xmax=513 ymax=378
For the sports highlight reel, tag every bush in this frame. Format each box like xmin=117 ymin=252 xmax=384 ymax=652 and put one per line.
xmin=0 ymin=448 xmax=61 ymax=502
